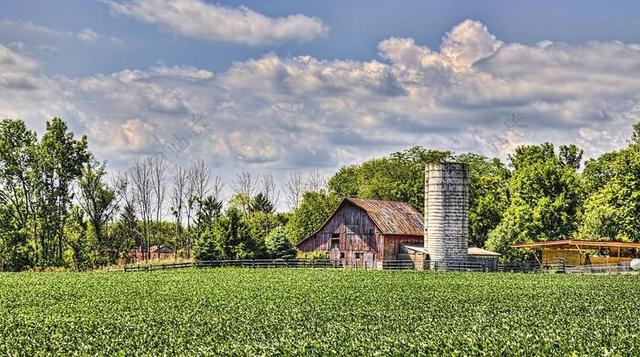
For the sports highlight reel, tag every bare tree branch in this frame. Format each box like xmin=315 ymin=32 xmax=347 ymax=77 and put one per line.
xmin=231 ymin=170 xmax=257 ymax=198
xmin=284 ymin=170 xmax=306 ymax=211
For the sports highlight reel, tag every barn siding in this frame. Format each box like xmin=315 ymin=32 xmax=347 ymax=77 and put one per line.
xmin=297 ymin=201 xmax=424 ymax=267
xmin=382 ymin=235 xmax=424 ymax=260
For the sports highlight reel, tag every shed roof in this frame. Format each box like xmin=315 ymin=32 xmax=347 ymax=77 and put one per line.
xmin=468 ymin=247 xmax=502 ymax=257
xmin=511 ymin=240 xmax=640 ymax=250
xmin=346 ymin=198 xmax=423 ymax=236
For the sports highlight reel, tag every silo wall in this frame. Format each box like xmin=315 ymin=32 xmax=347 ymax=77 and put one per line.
xmin=424 ymin=163 xmax=469 ymax=265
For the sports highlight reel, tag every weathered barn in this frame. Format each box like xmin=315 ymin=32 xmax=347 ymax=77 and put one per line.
xmin=296 ymin=198 xmax=424 ymax=268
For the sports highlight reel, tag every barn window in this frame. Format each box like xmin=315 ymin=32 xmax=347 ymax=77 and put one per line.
xmin=355 ymin=252 xmax=363 ymax=260
xmin=331 ymin=233 xmax=340 ymax=249
xmin=340 ymin=252 xmax=345 ymax=259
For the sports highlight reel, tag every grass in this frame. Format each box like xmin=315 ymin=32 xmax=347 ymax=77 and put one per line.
xmin=0 ymin=269 xmax=639 ymax=355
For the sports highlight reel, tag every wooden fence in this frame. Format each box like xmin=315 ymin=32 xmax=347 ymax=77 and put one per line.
xmin=124 ymin=259 xmax=542 ymax=273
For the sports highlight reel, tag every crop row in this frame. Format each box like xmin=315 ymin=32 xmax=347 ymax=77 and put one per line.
xmin=1 ymin=269 xmax=639 ymax=355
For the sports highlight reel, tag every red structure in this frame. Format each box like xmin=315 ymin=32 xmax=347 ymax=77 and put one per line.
xmin=132 ymin=245 xmax=175 ymax=261
xmin=296 ymin=198 xmax=423 ymax=268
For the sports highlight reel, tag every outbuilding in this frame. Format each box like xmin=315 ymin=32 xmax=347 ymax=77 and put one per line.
xmin=512 ymin=240 xmax=640 ymax=267
xmin=296 ymin=198 xmax=424 ymax=269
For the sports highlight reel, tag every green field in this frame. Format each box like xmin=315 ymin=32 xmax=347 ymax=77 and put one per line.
xmin=1 ymin=269 xmax=638 ymax=355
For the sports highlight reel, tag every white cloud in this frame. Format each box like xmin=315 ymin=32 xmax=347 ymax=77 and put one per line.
xmin=2 ymin=19 xmax=640 ymax=198
xmin=78 ymin=28 xmax=101 ymax=43
xmin=0 ymin=44 xmax=38 ymax=71
xmin=0 ymin=20 xmax=120 ymax=44
xmin=106 ymin=0 xmax=328 ymax=45
xmin=440 ymin=19 xmax=502 ymax=70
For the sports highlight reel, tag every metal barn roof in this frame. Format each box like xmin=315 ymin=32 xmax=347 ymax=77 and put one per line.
xmin=346 ymin=198 xmax=424 ymax=236
xmin=511 ymin=240 xmax=640 ymax=250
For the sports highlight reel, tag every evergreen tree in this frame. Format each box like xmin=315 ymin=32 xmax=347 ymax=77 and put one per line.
xmin=265 ymin=226 xmax=296 ymax=259
xmin=248 ymin=192 xmax=275 ymax=213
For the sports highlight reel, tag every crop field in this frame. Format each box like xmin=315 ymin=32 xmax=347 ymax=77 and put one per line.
xmin=1 ymin=269 xmax=639 ymax=356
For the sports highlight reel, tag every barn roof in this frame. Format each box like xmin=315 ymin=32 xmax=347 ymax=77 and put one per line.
xmin=297 ymin=198 xmax=424 ymax=246
xmin=345 ymin=198 xmax=424 ymax=236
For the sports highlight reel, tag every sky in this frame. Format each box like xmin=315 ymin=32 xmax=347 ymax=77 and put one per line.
xmin=1 ymin=0 xmax=640 ymax=207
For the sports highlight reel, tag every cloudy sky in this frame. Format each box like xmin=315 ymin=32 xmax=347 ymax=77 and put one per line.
xmin=2 ymin=0 xmax=640 ymax=204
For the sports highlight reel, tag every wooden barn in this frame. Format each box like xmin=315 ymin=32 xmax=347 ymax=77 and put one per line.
xmin=296 ymin=198 xmax=424 ymax=268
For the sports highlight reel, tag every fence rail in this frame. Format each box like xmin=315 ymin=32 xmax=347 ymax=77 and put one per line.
xmin=563 ymin=262 xmax=633 ymax=274
xmin=124 ymin=259 xmax=544 ymax=273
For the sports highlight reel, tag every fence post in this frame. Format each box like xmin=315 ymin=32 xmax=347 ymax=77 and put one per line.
xmin=557 ymin=257 xmax=566 ymax=273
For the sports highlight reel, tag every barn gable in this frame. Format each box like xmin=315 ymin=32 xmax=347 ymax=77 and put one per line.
xmin=297 ymin=198 xmax=423 ymax=247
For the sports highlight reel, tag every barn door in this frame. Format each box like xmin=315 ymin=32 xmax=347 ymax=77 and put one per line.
xmin=330 ymin=248 xmax=341 ymax=261
xmin=364 ymin=252 xmax=374 ymax=270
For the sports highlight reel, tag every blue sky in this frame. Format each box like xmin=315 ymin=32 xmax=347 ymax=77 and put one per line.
xmin=1 ymin=0 xmax=640 ymax=208
xmin=3 ymin=1 xmax=640 ymax=76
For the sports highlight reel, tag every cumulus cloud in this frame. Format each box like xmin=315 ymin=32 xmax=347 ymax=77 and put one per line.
xmin=2 ymin=19 xmax=640 ymax=195
xmin=0 ymin=44 xmax=38 ymax=71
xmin=106 ymin=0 xmax=328 ymax=45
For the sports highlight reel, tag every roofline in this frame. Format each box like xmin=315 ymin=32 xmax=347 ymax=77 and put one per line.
xmin=512 ymin=239 xmax=640 ymax=249
xmin=296 ymin=198 xmax=352 ymax=247
xmin=295 ymin=197 xmax=421 ymax=247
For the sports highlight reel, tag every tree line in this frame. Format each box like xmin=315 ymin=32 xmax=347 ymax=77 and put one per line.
xmin=1 ymin=118 xmax=639 ymax=270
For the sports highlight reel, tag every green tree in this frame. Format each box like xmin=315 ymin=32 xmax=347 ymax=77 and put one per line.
xmin=0 ymin=205 xmax=31 ymax=271
xmin=35 ymin=118 xmax=90 ymax=264
xmin=195 ymin=206 xmax=258 ymax=260
xmin=110 ymin=201 xmax=140 ymax=262
xmin=194 ymin=195 xmax=223 ymax=232
xmin=0 ymin=119 xmax=37 ymax=269
xmin=328 ymin=146 xmax=453 ymax=211
xmin=285 ymin=190 xmax=340 ymax=244
xmin=63 ymin=206 xmax=93 ymax=271
xmin=486 ymin=143 xmax=584 ymax=261
xmin=265 ymin=226 xmax=296 ymax=259
xmin=77 ymin=160 xmax=118 ymax=256
xmin=248 ymin=192 xmax=275 ymax=213
xmin=457 ymin=154 xmax=510 ymax=248
xmin=578 ymin=124 xmax=640 ymax=241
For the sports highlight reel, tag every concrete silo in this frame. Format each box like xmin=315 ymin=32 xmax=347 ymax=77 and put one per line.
xmin=424 ymin=162 xmax=469 ymax=266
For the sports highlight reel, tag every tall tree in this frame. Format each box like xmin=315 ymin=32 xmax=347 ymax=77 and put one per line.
xmin=328 ymin=146 xmax=453 ymax=212
xmin=285 ymin=190 xmax=340 ymax=244
xmin=170 ymin=167 xmax=187 ymax=255
xmin=0 ymin=119 xmax=37 ymax=268
xmin=578 ymin=123 xmax=640 ymax=241
xmin=248 ymin=192 xmax=275 ymax=213
xmin=77 ymin=160 xmax=118 ymax=255
xmin=457 ymin=154 xmax=510 ymax=248
xmin=130 ymin=159 xmax=153 ymax=259
xmin=284 ymin=170 xmax=306 ymax=210
xmin=36 ymin=118 xmax=89 ymax=264
xmin=486 ymin=143 xmax=584 ymax=261
xmin=231 ymin=170 xmax=257 ymax=202
xmin=260 ymin=174 xmax=280 ymax=208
